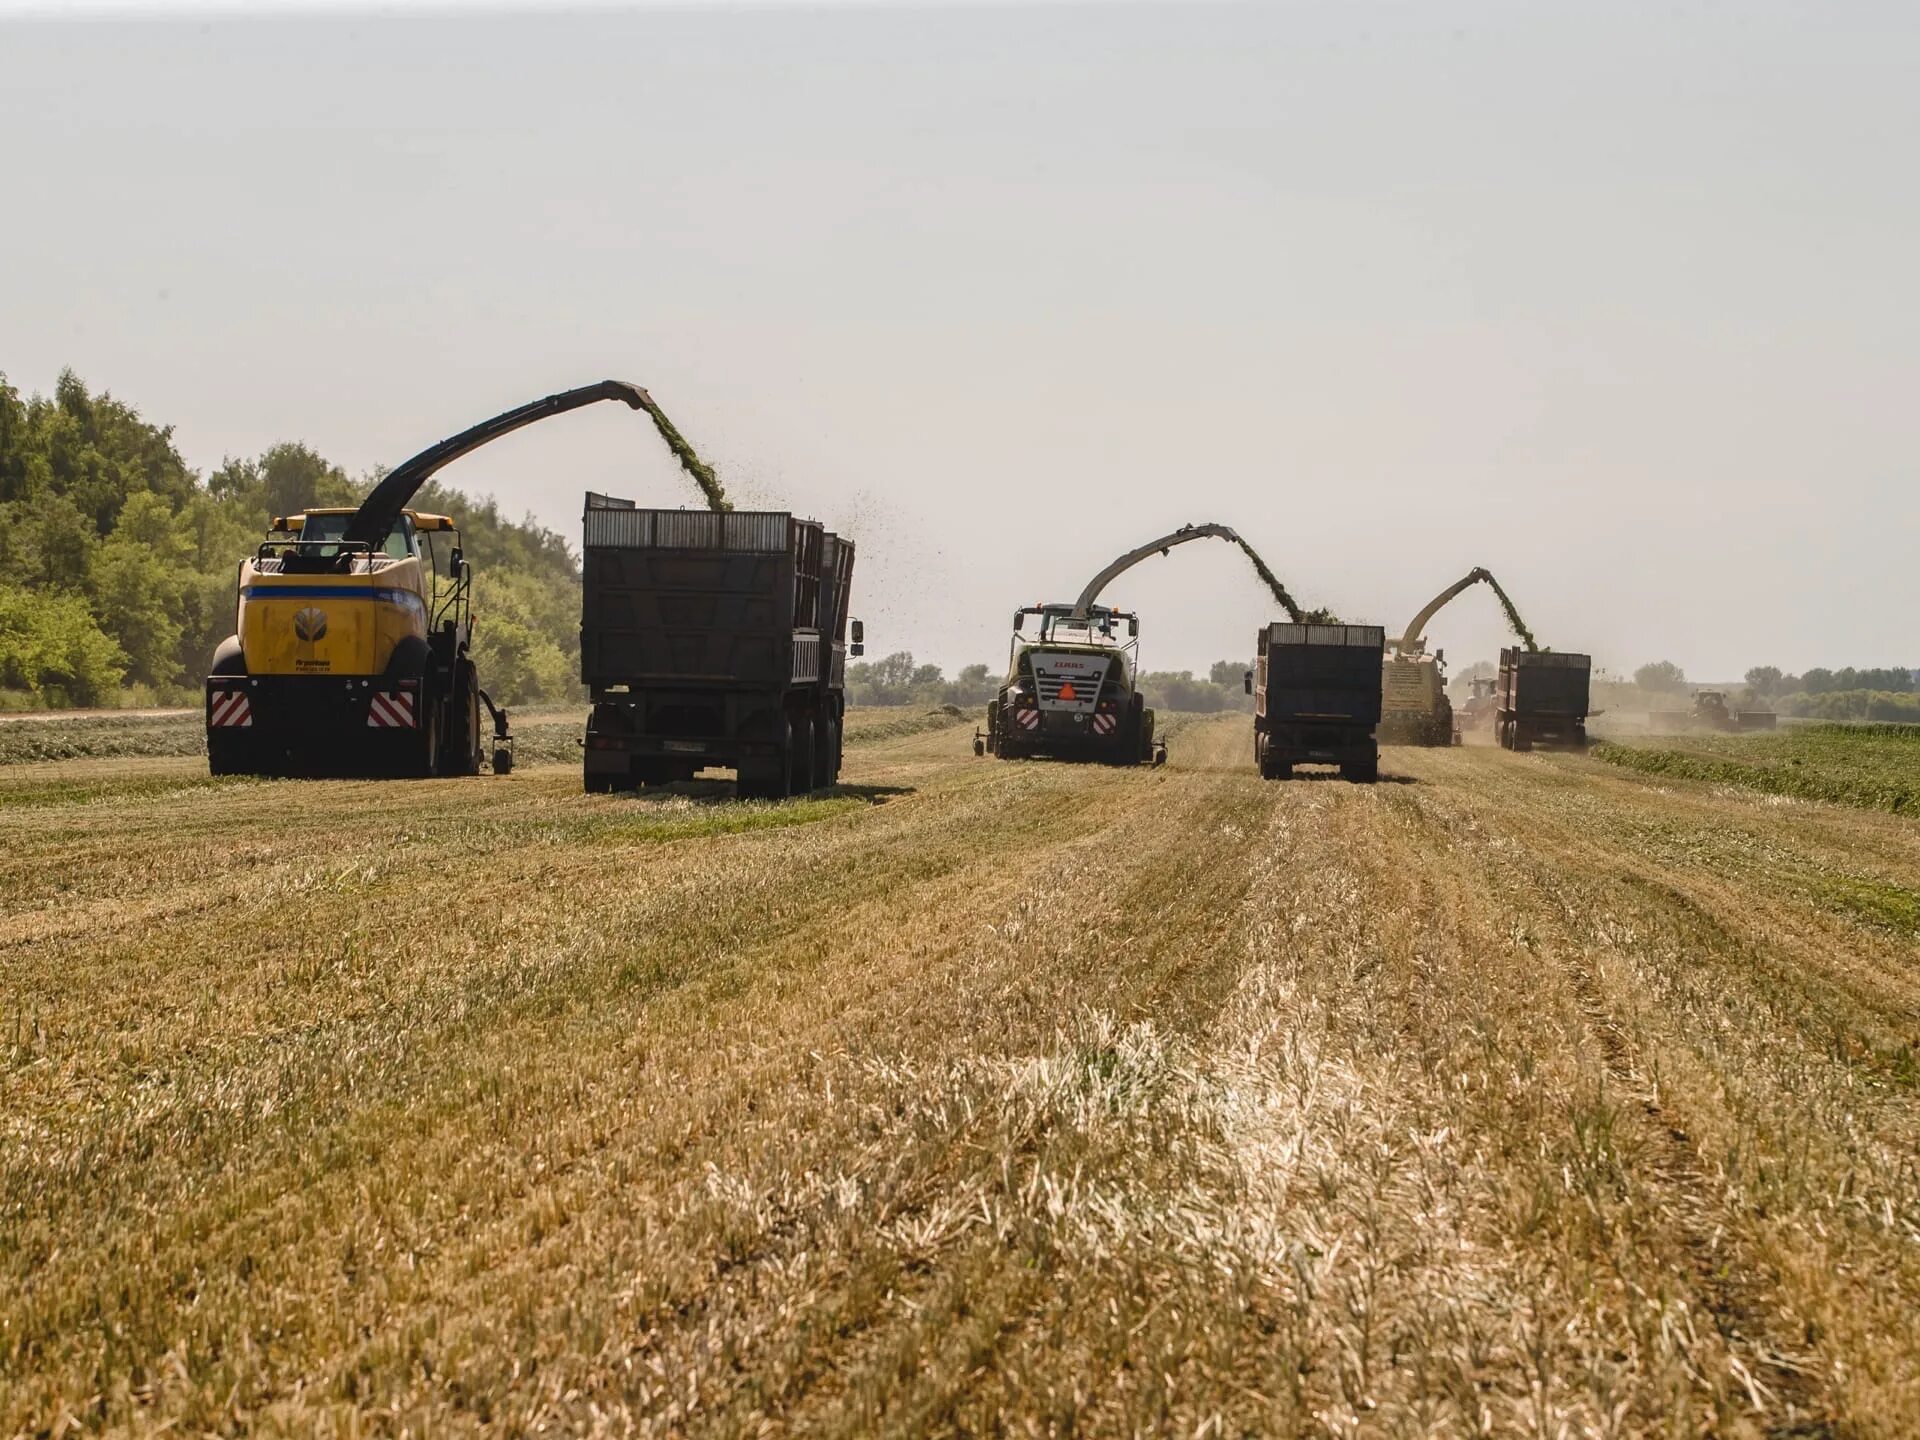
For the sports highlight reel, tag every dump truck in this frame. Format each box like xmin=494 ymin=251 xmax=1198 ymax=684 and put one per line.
xmin=977 ymin=603 xmax=1162 ymax=765
xmin=580 ymin=496 xmax=860 ymax=796
xmin=1649 ymin=690 xmax=1778 ymax=734
xmin=1248 ymin=621 xmax=1385 ymax=781
xmin=1495 ymin=647 xmax=1591 ymax=751
xmin=204 ymin=381 xmax=652 ymax=777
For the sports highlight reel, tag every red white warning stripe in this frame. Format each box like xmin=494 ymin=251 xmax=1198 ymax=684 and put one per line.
xmin=1092 ymin=712 xmax=1115 ymax=735
xmin=367 ymin=691 xmax=418 ymax=728
xmin=1016 ymin=708 xmax=1040 ymax=730
xmin=208 ymin=690 xmax=252 ymax=728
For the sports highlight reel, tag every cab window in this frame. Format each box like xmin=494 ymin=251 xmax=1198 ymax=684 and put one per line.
xmin=293 ymin=514 xmax=416 ymax=559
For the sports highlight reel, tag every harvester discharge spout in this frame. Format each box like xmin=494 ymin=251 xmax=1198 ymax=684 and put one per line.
xmin=1069 ymin=523 xmax=1242 ymax=619
xmin=1382 ymin=567 xmax=1541 ymax=748
xmin=343 ymin=380 xmax=650 ymax=552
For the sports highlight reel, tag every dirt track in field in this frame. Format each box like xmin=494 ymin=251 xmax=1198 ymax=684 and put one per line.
xmin=4 ymin=714 xmax=1917 ymax=1436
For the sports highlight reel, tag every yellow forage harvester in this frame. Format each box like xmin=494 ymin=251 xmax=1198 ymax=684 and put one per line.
xmin=205 ymin=380 xmax=653 ymax=778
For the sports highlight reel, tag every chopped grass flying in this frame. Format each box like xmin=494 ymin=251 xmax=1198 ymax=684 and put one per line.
xmin=1231 ymin=536 xmax=1332 ymax=623
xmin=634 ymin=389 xmax=730 ymax=512
xmin=1483 ymin=569 xmax=1539 ymax=651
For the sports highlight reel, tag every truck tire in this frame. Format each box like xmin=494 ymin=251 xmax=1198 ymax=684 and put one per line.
xmin=791 ymin=715 xmax=816 ymax=795
xmin=1341 ymin=752 xmax=1379 ymax=784
xmin=821 ymin=716 xmax=842 ymax=785
xmin=739 ymin=718 xmax=794 ymax=800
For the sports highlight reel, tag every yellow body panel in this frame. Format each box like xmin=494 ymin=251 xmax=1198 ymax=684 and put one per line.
xmin=238 ymin=558 xmax=429 ymax=678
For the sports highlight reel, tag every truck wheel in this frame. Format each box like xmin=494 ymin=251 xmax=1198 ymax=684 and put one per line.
xmin=1341 ymin=754 xmax=1379 ymax=784
xmin=585 ymin=773 xmax=614 ymax=794
xmin=815 ymin=716 xmax=838 ymax=788
xmin=740 ymin=718 xmax=794 ymax=800
xmin=791 ymin=716 xmax=816 ymax=795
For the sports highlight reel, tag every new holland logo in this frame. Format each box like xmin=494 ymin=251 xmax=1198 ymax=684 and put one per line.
xmin=293 ymin=607 xmax=328 ymax=642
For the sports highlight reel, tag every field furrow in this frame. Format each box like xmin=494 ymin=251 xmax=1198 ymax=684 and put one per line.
xmin=4 ymin=715 xmax=1917 ymax=1436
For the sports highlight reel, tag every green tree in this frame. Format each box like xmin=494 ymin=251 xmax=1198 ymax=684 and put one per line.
xmin=89 ymin=539 xmax=185 ymax=686
xmin=1744 ymin=665 xmax=1783 ymax=697
xmin=1634 ymin=660 xmax=1687 ymax=693
xmin=0 ymin=583 xmax=127 ymax=704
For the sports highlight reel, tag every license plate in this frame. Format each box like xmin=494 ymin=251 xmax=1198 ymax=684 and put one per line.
xmin=661 ymin=740 xmax=708 ymax=754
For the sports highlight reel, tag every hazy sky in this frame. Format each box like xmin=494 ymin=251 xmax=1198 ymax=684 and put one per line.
xmin=3 ymin=1 xmax=1915 ymax=680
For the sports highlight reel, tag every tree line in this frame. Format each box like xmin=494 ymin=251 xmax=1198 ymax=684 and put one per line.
xmin=847 ymin=653 xmax=1253 ymax=712
xmin=0 ymin=370 xmax=588 ymax=708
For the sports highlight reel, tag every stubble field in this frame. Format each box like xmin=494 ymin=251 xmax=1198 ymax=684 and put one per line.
xmin=4 ymin=710 xmax=1918 ymax=1436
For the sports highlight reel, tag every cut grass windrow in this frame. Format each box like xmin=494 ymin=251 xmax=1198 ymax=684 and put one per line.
xmin=3 ymin=721 xmax=1916 ymax=1434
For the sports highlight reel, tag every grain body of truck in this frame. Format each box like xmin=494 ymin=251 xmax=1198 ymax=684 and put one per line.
xmin=1495 ymin=647 xmax=1590 ymax=751
xmin=580 ymin=496 xmax=857 ymax=797
xmin=1249 ymin=621 xmax=1386 ymax=782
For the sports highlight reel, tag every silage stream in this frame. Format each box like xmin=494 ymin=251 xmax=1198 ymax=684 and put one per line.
xmin=636 ymin=390 xmax=731 ymax=512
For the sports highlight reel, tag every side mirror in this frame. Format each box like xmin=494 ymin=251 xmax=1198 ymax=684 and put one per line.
xmin=1244 ymin=670 xmax=1253 ymax=696
xmin=849 ymin=617 xmax=864 ymax=657
xmin=1012 ymin=610 xmax=1026 ymax=632
xmin=1127 ymin=617 xmax=1138 ymax=637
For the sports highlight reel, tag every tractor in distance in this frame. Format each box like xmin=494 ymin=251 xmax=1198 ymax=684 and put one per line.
xmin=1649 ymin=689 xmax=1779 ymax=734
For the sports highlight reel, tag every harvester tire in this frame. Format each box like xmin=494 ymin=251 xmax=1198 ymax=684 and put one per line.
xmin=207 ymin=733 xmax=253 ymax=777
xmin=412 ymin=696 xmax=441 ymax=777
xmin=443 ymin=661 xmax=483 ymax=777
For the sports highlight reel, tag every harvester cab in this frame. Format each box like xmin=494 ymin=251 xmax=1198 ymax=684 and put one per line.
xmin=206 ymin=379 xmax=650 ymax=777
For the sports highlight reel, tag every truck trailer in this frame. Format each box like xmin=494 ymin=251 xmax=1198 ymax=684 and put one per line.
xmin=1495 ymin=647 xmax=1591 ymax=751
xmin=579 ymin=496 xmax=858 ymax=797
xmin=1249 ymin=621 xmax=1386 ymax=782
